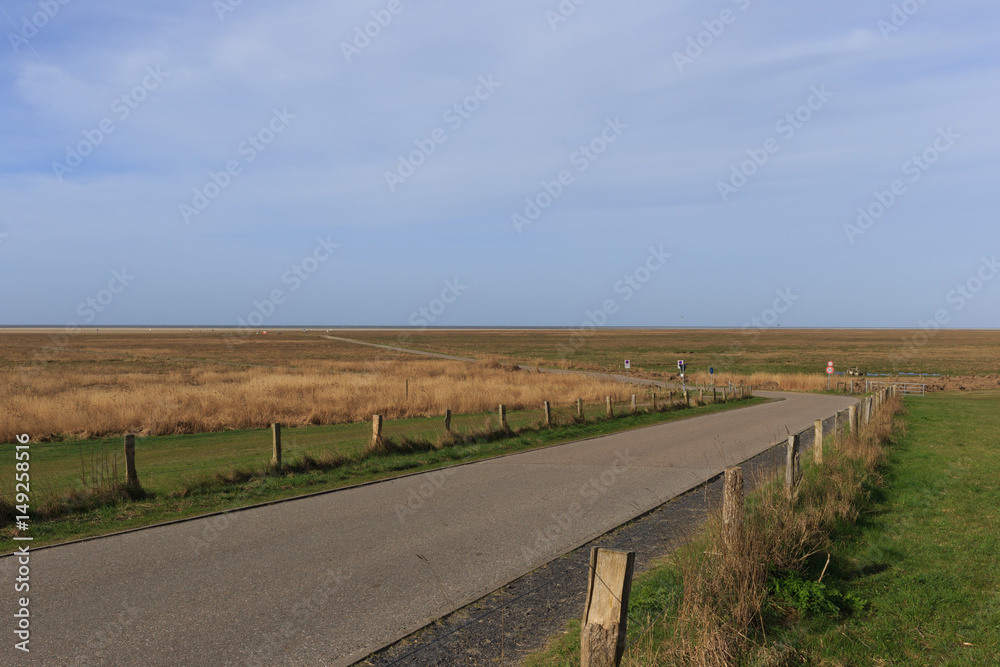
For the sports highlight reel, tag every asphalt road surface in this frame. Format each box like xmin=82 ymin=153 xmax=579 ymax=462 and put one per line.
xmin=1 ymin=391 xmax=855 ymax=666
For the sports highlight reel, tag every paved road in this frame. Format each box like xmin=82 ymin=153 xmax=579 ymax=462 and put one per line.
xmin=1 ymin=391 xmax=854 ymax=666
xmin=322 ymin=335 xmax=478 ymax=362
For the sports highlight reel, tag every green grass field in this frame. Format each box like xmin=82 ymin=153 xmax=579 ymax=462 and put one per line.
xmin=768 ymin=390 xmax=1000 ymax=664
xmin=22 ymin=400 xmax=603 ymax=501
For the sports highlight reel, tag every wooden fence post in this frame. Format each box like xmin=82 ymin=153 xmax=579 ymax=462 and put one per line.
xmin=271 ymin=423 xmax=282 ymax=468
xmin=785 ymin=434 xmax=800 ymax=500
xmin=713 ymin=387 xmax=717 ymax=403
xmin=683 ymin=389 xmax=689 ymax=406
xmin=652 ymin=393 xmax=657 ymax=411
xmin=814 ymin=419 xmax=823 ymax=464
xmin=606 ymin=396 xmax=613 ymax=418
xmin=581 ymin=548 xmax=635 ymax=667
xmin=544 ymin=401 xmax=552 ymax=427
xmin=630 ymin=394 xmax=637 ymax=414
xmin=499 ymin=404 xmax=508 ymax=430
xmin=444 ymin=409 xmax=452 ymax=433
xmin=371 ymin=416 xmax=383 ymax=449
xmin=699 ymin=389 xmax=704 ymax=405
xmin=124 ymin=434 xmax=138 ymax=486
xmin=577 ymin=398 xmax=584 ymax=419
xmin=849 ymin=404 xmax=858 ymax=435
xmin=834 ymin=411 xmax=841 ymax=444
xmin=723 ymin=466 xmax=743 ymax=550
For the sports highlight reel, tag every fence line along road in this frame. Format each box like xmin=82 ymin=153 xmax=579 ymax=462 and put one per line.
xmin=0 ymin=390 xmax=854 ymax=667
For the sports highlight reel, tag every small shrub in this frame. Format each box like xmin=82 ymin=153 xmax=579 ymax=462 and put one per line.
xmin=768 ymin=571 xmax=866 ymax=618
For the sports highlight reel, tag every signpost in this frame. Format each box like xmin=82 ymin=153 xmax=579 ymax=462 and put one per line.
xmin=624 ymin=359 xmax=630 ymax=378
xmin=709 ymin=366 xmax=714 ymax=387
xmin=678 ymin=360 xmax=686 ymax=392
xmin=827 ymin=361 xmax=834 ymax=390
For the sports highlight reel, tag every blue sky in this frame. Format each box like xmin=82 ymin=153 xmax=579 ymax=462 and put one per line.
xmin=1 ymin=0 xmax=997 ymax=328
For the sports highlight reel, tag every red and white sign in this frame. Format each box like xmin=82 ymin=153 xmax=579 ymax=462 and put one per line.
xmin=624 ymin=360 xmax=631 ymax=369
xmin=827 ymin=361 xmax=834 ymax=367
xmin=826 ymin=366 xmax=834 ymax=375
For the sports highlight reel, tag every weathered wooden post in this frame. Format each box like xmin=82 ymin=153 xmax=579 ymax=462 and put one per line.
xmin=814 ymin=419 xmax=823 ymax=464
xmin=652 ymin=392 xmax=657 ymax=410
xmin=785 ymin=434 xmax=800 ymax=500
xmin=849 ymin=404 xmax=858 ymax=435
xmin=699 ymin=389 xmax=704 ymax=405
xmin=271 ymin=423 xmax=282 ymax=468
xmin=723 ymin=466 xmax=743 ymax=550
xmin=444 ymin=409 xmax=452 ymax=433
xmin=683 ymin=389 xmax=689 ymax=406
xmin=544 ymin=400 xmax=552 ymax=427
xmin=371 ymin=416 xmax=383 ymax=450
xmin=834 ymin=411 xmax=841 ymax=444
xmin=577 ymin=398 xmax=584 ymax=419
xmin=124 ymin=434 xmax=138 ymax=486
xmin=581 ymin=548 xmax=635 ymax=667
xmin=606 ymin=396 xmax=613 ymax=418
xmin=630 ymin=394 xmax=637 ymax=414
xmin=713 ymin=387 xmax=717 ymax=402
xmin=499 ymin=404 xmax=508 ymax=430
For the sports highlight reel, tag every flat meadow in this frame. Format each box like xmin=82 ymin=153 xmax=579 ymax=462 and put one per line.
xmin=0 ymin=330 xmax=636 ymax=442
xmin=3 ymin=327 xmax=998 ymax=443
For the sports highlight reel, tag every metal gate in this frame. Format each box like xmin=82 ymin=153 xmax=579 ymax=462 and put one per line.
xmin=866 ymin=380 xmax=925 ymax=397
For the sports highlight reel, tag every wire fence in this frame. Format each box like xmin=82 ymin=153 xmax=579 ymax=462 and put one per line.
xmin=368 ymin=415 xmax=834 ymax=666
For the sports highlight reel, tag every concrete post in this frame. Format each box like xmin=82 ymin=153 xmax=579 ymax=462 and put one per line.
xmin=699 ymin=389 xmax=704 ymax=405
xmin=630 ymin=394 xmax=637 ymax=414
xmin=124 ymin=434 xmax=138 ymax=486
xmin=499 ymin=405 xmax=508 ymax=430
xmin=371 ymin=416 xmax=383 ymax=449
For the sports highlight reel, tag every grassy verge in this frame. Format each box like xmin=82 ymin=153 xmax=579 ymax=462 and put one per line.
xmin=761 ymin=390 xmax=1000 ymax=664
xmin=1 ymin=395 xmax=762 ymax=553
xmin=525 ymin=393 xmax=907 ymax=667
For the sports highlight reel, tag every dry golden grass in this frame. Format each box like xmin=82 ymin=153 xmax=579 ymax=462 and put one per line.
xmin=653 ymin=397 xmax=903 ymax=666
xmin=684 ymin=371 xmax=828 ymax=392
xmin=0 ymin=358 xmax=636 ymax=442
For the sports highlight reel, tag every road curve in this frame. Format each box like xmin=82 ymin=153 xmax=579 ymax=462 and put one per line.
xmin=1 ymin=391 xmax=855 ymax=666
